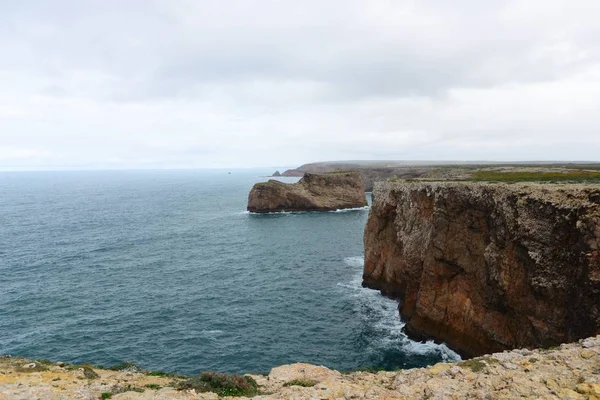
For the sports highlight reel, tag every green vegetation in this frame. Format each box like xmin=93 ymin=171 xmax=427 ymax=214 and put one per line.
xmin=108 ymin=361 xmax=143 ymax=372
xmin=82 ymin=365 xmax=100 ymax=379
xmin=176 ymin=372 xmax=259 ymax=397
xmin=15 ymin=362 xmax=49 ymax=373
xmin=145 ymin=369 xmax=186 ymax=379
xmin=458 ymin=357 xmax=499 ymax=373
xmin=471 ymin=170 xmax=600 ymax=182
xmin=350 ymin=366 xmax=388 ymax=374
xmin=283 ymin=378 xmax=319 ymax=387
xmin=458 ymin=359 xmax=486 ymax=373
xmin=144 ymin=383 xmax=163 ymax=390
xmin=102 ymin=384 xmax=145 ymax=398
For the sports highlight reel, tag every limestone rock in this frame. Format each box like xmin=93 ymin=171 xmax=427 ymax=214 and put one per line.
xmin=2 ymin=336 xmax=600 ymax=399
xmin=363 ymin=181 xmax=600 ymax=357
xmin=268 ymin=363 xmax=341 ymax=383
xmin=247 ymin=172 xmax=367 ymax=213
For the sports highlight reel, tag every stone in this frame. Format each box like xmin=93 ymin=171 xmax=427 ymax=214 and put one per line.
xmin=577 ymin=383 xmax=600 ymax=395
xmin=268 ymin=363 xmax=341 ymax=383
xmin=428 ymin=363 xmax=452 ymax=375
xmin=247 ymin=171 xmax=367 ymax=213
xmin=559 ymin=388 xmax=586 ymax=399
xmin=501 ymin=362 xmax=518 ymax=370
xmin=82 ymin=366 xmax=99 ymax=379
xmin=581 ymin=349 xmax=597 ymax=359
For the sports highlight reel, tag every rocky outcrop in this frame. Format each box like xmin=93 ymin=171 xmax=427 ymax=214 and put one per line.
xmin=271 ymin=170 xmax=281 ymax=177
xmin=247 ymin=172 xmax=367 ymax=213
xmin=2 ymin=336 xmax=600 ymax=399
xmin=280 ymin=163 xmax=434 ymax=191
xmin=363 ymin=181 xmax=600 ymax=357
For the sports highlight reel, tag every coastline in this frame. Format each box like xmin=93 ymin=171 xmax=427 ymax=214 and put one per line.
xmin=2 ymin=335 xmax=599 ymax=399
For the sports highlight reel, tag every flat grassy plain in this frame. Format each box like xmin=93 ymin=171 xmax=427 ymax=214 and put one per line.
xmin=470 ymin=170 xmax=600 ymax=183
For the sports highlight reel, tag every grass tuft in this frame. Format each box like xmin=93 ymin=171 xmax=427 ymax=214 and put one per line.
xmin=144 ymin=383 xmax=163 ymax=390
xmin=176 ymin=372 xmax=259 ymax=397
xmin=108 ymin=361 xmax=143 ymax=372
xmin=458 ymin=357 xmax=498 ymax=373
xmin=471 ymin=170 xmax=600 ymax=182
xmin=283 ymin=379 xmax=319 ymax=387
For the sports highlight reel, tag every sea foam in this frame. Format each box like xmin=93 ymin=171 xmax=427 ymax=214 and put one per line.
xmin=339 ymin=256 xmax=461 ymax=362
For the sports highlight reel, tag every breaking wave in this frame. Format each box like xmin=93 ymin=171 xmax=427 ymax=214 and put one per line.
xmin=339 ymin=256 xmax=460 ymax=363
xmin=244 ymin=206 xmax=370 ymax=215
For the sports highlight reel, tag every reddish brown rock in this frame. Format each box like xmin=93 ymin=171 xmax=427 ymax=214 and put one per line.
xmin=247 ymin=171 xmax=367 ymax=213
xmin=363 ymin=181 xmax=600 ymax=357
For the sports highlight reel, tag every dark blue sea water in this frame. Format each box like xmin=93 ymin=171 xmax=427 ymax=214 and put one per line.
xmin=0 ymin=170 xmax=458 ymax=374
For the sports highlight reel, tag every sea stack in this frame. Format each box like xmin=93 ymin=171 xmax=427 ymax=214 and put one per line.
xmin=247 ymin=171 xmax=368 ymax=213
xmin=363 ymin=181 xmax=600 ymax=357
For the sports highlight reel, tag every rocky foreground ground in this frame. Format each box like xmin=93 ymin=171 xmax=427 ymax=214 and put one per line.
xmin=2 ymin=335 xmax=600 ymax=399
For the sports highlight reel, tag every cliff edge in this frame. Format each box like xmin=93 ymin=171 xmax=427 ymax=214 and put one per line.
xmin=247 ymin=171 xmax=367 ymax=213
xmin=2 ymin=336 xmax=600 ymax=398
xmin=363 ymin=181 xmax=600 ymax=357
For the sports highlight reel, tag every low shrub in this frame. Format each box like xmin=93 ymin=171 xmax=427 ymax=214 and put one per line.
xmin=108 ymin=361 xmax=143 ymax=373
xmin=144 ymin=383 xmax=162 ymax=390
xmin=283 ymin=379 xmax=319 ymax=387
xmin=176 ymin=372 xmax=259 ymax=397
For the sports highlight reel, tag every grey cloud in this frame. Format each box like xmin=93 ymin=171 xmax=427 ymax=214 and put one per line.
xmin=5 ymin=0 xmax=598 ymax=101
xmin=0 ymin=0 xmax=599 ymax=170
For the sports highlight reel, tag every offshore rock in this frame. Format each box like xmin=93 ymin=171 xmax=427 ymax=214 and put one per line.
xmin=247 ymin=171 xmax=367 ymax=213
xmin=363 ymin=181 xmax=600 ymax=357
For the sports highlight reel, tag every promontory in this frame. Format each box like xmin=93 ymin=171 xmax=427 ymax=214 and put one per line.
xmin=247 ymin=171 xmax=367 ymax=213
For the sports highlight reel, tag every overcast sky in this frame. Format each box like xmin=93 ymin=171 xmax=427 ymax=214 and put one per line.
xmin=1 ymin=0 xmax=599 ymax=170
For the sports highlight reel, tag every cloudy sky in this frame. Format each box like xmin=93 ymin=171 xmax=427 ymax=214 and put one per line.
xmin=0 ymin=0 xmax=599 ymax=170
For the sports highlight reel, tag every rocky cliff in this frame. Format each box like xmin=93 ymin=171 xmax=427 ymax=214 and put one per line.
xmin=247 ymin=172 xmax=367 ymax=213
xmin=363 ymin=181 xmax=600 ymax=357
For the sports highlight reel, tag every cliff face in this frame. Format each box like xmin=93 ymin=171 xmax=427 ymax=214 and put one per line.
xmin=363 ymin=181 xmax=600 ymax=357
xmin=247 ymin=172 xmax=367 ymax=213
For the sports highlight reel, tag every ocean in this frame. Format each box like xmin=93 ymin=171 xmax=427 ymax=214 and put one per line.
xmin=0 ymin=169 xmax=458 ymax=374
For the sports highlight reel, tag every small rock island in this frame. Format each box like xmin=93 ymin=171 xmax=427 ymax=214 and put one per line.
xmin=247 ymin=171 xmax=368 ymax=213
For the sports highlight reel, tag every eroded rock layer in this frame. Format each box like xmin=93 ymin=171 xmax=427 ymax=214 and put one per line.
xmin=247 ymin=171 xmax=367 ymax=213
xmin=363 ymin=181 xmax=600 ymax=357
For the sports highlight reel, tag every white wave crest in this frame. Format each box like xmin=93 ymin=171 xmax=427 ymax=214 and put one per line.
xmin=343 ymin=256 xmax=365 ymax=268
xmin=244 ymin=206 xmax=370 ymax=215
xmin=330 ymin=206 xmax=370 ymax=213
xmin=337 ymin=256 xmax=461 ymax=362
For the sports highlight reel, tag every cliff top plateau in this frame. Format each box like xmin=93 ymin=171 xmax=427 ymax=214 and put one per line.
xmin=247 ymin=171 xmax=367 ymax=213
xmin=276 ymin=162 xmax=600 ymax=191
xmin=1 ymin=335 xmax=599 ymax=399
